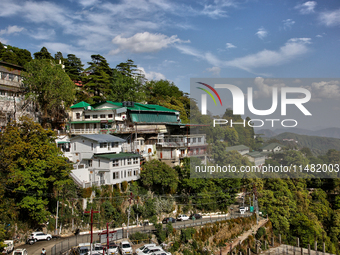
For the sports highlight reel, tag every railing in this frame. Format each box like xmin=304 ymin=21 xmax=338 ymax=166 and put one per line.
xmin=69 ymin=127 xmax=135 ymax=135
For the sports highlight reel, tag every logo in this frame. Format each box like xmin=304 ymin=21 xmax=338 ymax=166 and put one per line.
xmin=196 ymin=82 xmax=222 ymax=115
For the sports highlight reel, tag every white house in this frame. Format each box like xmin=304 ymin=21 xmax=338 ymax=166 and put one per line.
xmin=64 ymin=134 xmax=141 ymax=188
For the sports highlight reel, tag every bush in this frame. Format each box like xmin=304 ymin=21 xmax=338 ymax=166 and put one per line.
xmin=121 ymin=181 xmax=128 ymax=192
xmin=255 ymin=227 xmax=266 ymax=239
xmin=129 ymin=232 xmax=150 ymax=244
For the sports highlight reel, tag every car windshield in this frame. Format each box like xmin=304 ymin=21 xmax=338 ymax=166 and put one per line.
xmin=94 ymin=246 xmax=102 ymax=250
xmin=122 ymin=244 xmax=130 ymax=248
xmin=109 ymin=244 xmax=117 ymax=248
xmin=14 ymin=252 xmax=22 ymax=255
xmin=80 ymin=248 xmax=89 ymax=253
xmin=143 ymin=248 xmax=150 ymax=253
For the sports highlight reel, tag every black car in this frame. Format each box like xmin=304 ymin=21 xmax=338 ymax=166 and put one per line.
xmin=189 ymin=213 xmax=202 ymax=220
xmin=162 ymin=217 xmax=176 ymax=224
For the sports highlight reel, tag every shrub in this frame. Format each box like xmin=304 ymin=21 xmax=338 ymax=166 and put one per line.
xmin=256 ymin=227 xmax=266 ymax=239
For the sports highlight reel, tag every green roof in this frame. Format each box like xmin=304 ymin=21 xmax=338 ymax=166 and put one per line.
xmin=260 ymin=143 xmax=283 ymax=151
xmin=70 ymin=101 xmax=91 ymax=109
xmin=246 ymin=151 xmax=266 ymax=158
xmin=225 ymin=145 xmax=249 ymax=152
xmin=110 ymin=102 xmax=178 ymax=113
xmin=57 ymin=141 xmax=70 ymax=144
xmin=95 ymin=153 xmax=141 ymax=160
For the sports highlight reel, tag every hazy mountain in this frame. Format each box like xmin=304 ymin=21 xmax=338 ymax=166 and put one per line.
xmin=255 ymin=127 xmax=340 ymax=139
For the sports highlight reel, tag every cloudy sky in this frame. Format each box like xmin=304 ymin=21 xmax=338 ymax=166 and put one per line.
xmin=1 ymin=0 xmax=340 ymax=94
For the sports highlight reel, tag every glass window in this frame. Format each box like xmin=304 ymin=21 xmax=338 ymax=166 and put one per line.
xmin=113 ymin=172 xmax=119 ymax=179
xmin=93 ymin=115 xmax=98 ymax=119
xmin=111 ymin=142 xmax=118 ymax=148
xmin=100 ymin=143 xmax=107 ymax=148
xmin=100 ymin=114 xmax=105 ymax=118
xmin=112 ymin=160 xmax=119 ymax=167
xmin=76 ymin=113 xmax=80 ymax=119
xmin=85 ymin=115 xmax=90 ymax=119
xmin=127 ymin=158 xmax=132 ymax=165
xmin=88 ymin=160 xmax=92 ymax=167
xmin=98 ymin=160 xmax=100 ymax=167
xmin=133 ymin=158 xmax=138 ymax=164
xmin=198 ymin=137 xmax=201 ymax=143
xmin=108 ymin=114 xmax=113 ymax=118
xmin=192 ymin=138 xmax=196 ymax=143
xmin=128 ymin=170 xmax=132 ymax=177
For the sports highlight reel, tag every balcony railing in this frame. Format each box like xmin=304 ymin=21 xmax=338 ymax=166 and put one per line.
xmin=69 ymin=127 xmax=135 ymax=135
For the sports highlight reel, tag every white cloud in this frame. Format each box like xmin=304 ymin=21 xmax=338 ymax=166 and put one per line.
xmin=225 ymin=38 xmax=312 ymax=72
xmin=253 ymin=77 xmax=286 ymax=98
xmin=310 ymin=80 xmax=340 ymax=99
xmin=0 ymin=38 xmax=8 ymax=44
xmin=110 ymin=32 xmax=188 ymax=55
xmin=29 ymin=28 xmax=56 ymax=40
xmin=206 ymin=66 xmax=221 ymax=75
xmin=319 ymin=9 xmax=340 ymax=26
xmin=138 ymin=67 xmax=166 ymax=80
xmin=256 ymin=27 xmax=268 ymax=39
xmin=77 ymin=0 xmax=99 ymax=7
xmin=316 ymin=34 xmax=322 ymax=38
xmin=295 ymin=1 xmax=317 ymax=15
xmin=226 ymin=43 xmax=236 ymax=49
xmin=282 ymin=19 xmax=295 ymax=30
xmin=0 ymin=25 xmax=25 ymax=35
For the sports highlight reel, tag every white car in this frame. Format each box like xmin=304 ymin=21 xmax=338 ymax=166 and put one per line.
xmin=12 ymin=249 xmax=27 ymax=255
xmin=93 ymin=244 xmax=104 ymax=254
xmin=138 ymin=246 xmax=163 ymax=255
xmin=107 ymin=243 xmax=119 ymax=255
xmin=2 ymin=240 xmax=14 ymax=254
xmin=135 ymin=244 xmax=156 ymax=254
xmin=151 ymin=251 xmax=172 ymax=255
xmin=176 ymin=215 xmax=189 ymax=221
xmin=29 ymin=232 xmax=52 ymax=242
xmin=119 ymin=241 xmax=133 ymax=255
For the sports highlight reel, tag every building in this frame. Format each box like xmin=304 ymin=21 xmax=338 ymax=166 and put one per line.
xmin=61 ymin=134 xmax=141 ymax=188
xmin=68 ymin=101 xmax=181 ymax=135
xmin=245 ymin=151 xmax=266 ymax=167
xmin=225 ymin=145 xmax=250 ymax=155
xmin=156 ymin=134 xmax=208 ymax=167
xmin=0 ymin=61 xmax=37 ymax=127
xmin=259 ymin=143 xmax=283 ymax=153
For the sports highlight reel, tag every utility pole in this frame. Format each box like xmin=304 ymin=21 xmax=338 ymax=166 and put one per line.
xmin=84 ymin=209 xmax=100 ymax=255
xmin=253 ymin=184 xmax=259 ymax=224
xmin=55 ymin=201 xmax=59 ymax=235
xmin=127 ymin=192 xmax=133 ymax=239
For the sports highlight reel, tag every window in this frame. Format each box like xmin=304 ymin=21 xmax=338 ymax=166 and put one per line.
xmin=74 ymin=142 xmax=76 ymax=150
xmin=91 ymin=143 xmax=94 ymax=151
xmin=112 ymin=160 xmax=119 ymax=167
xmin=113 ymin=172 xmax=119 ymax=179
xmin=198 ymin=137 xmax=202 ymax=143
xmin=124 ymin=170 xmax=126 ymax=178
xmin=192 ymin=138 xmax=196 ymax=143
xmin=85 ymin=115 xmax=90 ymax=119
xmin=98 ymin=160 xmax=100 ymax=167
xmin=100 ymin=114 xmax=106 ymax=118
xmin=93 ymin=124 xmax=97 ymax=129
xmin=93 ymin=115 xmax=98 ymax=119
xmin=127 ymin=158 xmax=132 ymax=165
xmin=111 ymin=142 xmax=118 ymax=148
xmin=100 ymin=142 xmax=107 ymax=148
xmin=108 ymin=114 xmax=113 ymax=118
xmin=133 ymin=158 xmax=138 ymax=164
xmin=88 ymin=160 xmax=92 ymax=167
xmin=117 ymin=113 xmax=121 ymax=117
xmin=128 ymin=170 xmax=132 ymax=177
xmin=0 ymin=90 xmax=5 ymax=96
xmin=134 ymin=169 xmax=139 ymax=176
xmin=76 ymin=113 xmax=80 ymax=119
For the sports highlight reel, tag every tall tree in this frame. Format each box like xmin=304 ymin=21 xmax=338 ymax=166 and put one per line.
xmin=64 ymin=54 xmax=84 ymax=81
xmin=22 ymin=59 xmax=75 ymax=128
xmin=84 ymin=55 xmax=112 ymax=103
xmin=34 ymin=47 xmax=53 ymax=60
xmin=0 ymin=117 xmax=73 ymax=225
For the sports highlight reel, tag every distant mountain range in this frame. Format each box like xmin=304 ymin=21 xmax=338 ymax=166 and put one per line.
xmin=256 ymin=127 xmax=340 ymax=139
xmin=260 ymin=132 xmax=340 ymax=155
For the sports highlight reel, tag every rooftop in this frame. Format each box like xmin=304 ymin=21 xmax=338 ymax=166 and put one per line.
xmin=225 ymin=145 xmax=250 ymax=152
xmin=95 ymin=152 xmax=141 ymax=160
xmin=70 ymin=134 xmax=126 ymax=143
xmin=260 ymin=143 xmax=283 ymax=151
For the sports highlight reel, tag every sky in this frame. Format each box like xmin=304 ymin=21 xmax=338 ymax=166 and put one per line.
xmin=0 ymin=0 xmax=340 ymax=96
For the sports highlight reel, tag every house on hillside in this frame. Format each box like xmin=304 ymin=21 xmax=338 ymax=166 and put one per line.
xmin=0 ymin=61 xmax=37 ymax=127
xmin=245 ymin=151 xmax=266 ymax=167
xmin=61 ymin=134 xmax=141 ymax=188
xmin=259 ymin=143 xmax=283 ymax=153
xmin=225 ymin=145 xmax=250 ymax=155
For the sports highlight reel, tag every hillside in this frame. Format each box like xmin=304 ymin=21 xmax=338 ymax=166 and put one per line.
xmin=273 ymin=132 xmax=340 ymax=155
xmin=256 ymin=127 xmax=340 ymax=139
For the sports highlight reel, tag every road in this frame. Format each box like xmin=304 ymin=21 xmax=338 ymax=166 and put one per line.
xmin=17 ymin=212 xmax=252 ymax=255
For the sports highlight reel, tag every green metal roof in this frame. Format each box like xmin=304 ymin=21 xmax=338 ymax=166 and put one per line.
xmin=95 ymin=153 xmax=141 ymax=160
xmin=246 ymin=151 xmax=266 ymax=158
xmin=130 ymin=112 xmax=178 ymax=123
xmin=111 ymin=102 xmax=178 ymax=113
xmin=57 ymin=141 xmax=70 ymax=144
xmin=225 ymin=145 xmax=250 ymax=152
xmin=70 ymin=101 xmax=91 ymax=109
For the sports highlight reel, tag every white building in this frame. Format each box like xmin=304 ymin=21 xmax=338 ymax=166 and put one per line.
xmin=61 ymin=134 xmax=141 ymax=188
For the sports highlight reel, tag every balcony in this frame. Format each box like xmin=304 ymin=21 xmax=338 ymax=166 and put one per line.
xmin=69 ymin=127 xmax=135 ymax=135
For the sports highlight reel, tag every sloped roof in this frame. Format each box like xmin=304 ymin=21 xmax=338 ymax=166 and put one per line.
xmin=260 ymin=143 xmax=282 ymax=151
xmin=130 ymin=112 xmax=178 ymax=123
xmin=112 ymin=102 xmax=179 ymax=113
xmin=70 ymin=101 xmax=91 ymax=109
xmin=225 ymin=145 xmax=250 ymax=152
xmin=246 ymin=151 xmax=266 ymax=158
xmin=70 ymin=134 xmax=126 ymax=143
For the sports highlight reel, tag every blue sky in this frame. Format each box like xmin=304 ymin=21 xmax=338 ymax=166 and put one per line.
xmin=1 ymin=0 xmax=340 ymax=95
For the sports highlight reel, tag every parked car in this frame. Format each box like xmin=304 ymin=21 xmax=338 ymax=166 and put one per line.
xmin=107 ymin=243 xmax=119 ymax=255
xmin=137 ymin=246 xmax=163 ymax=255
xmin=94 ymin=244 xmax=104 ymax=254
xmin=189 ymin=213 xmax=202 ymax=220
xmin=29 ymin=232 xmax=52 ymax=242
xmin=26 ymin=237 xmax=35 ymax=245
xmin=119 ymin=241 xmax=133 ymax=255
xmin=135 ymin=243 xmax=156 ymax=254
xmin=162 ymin=217 xmax=176 ymax=224
xmin=78 ymin=246 xmax=90 ymax=255
xmin=239 ymin=207 xmax=246 ymax=214
xmin=2 ymin=240 xmax=14 ymax=254
xmin=151 ymin=251 xmax=172 ymax=255
xmin=12 ymin=249 xmax=27 ymax=255
xmin=176 ymin=214 xmax=189 ymax=221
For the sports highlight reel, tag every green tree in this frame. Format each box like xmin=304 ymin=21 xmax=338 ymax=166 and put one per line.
xmin=0 ymin=117 xmax=73 ymax=225
xmin=22 ymin=59 xmax=75 ymax=128
xmin=84 ymin=55 xmax=112 ymax=102
xmin=139 ymin=160 xmax=179 ymax=194
xmin=34 ymin=47 xmax=53 ymax=60
xmin=64 ymin=54 xmax=84 ymax=81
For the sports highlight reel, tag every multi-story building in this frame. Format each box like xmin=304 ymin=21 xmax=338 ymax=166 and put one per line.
xmin=156 ymin=134 xmax=208 ymax=167
xmin=0 ymin=61 xmax=37 ymax=127
xmin=59 ymin=134 xmax=141 ymax=188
